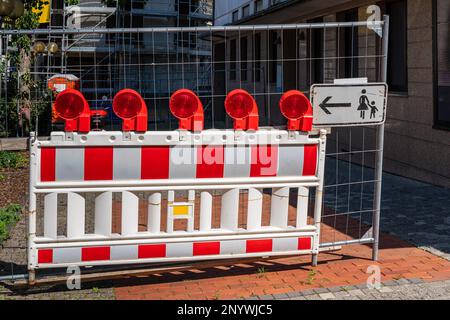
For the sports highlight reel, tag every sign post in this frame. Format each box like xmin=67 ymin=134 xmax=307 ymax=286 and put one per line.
xmin=311 ymin=83 xmax=388 ymax=127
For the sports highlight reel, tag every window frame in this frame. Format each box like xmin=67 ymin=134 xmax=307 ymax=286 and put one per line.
xmin=230 ymin=39 xmax=237 ymax=80
xmin=254 ymin=0 xmax=264 ymax=13
xmin=385 ymin=0 xmax=409 ymax=93
xmin=432 ymin=0 xmax=450 ymax=130
xmin=232 ymin=10 xmax=239 ymax=23
xmin=242 ymin=4 xmax=250 ymax=18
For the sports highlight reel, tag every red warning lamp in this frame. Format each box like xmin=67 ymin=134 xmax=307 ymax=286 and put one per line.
xmin=113 ymin=89 xmax=148 ymax=132
xmin=279 ymin=90 xmax=313 ymax=131
xmin=169 ymin=89 xmax=204 ymax=132
xmin=224 ymin=89 xmax=259 ymax=131
xmin=54 ymin=89 xmax=91 ymax=133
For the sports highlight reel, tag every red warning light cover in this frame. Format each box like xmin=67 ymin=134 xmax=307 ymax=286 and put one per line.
xmin=169 ymin=89 xmax=204 ymax=132
xmin=279 ymin=90 xmax=313 ymax=132
xmin=54 ymin=89 xmax=91 ymax=132
xmin=113 ymin=89 xmax=148 ymax=132
xmin=225 ymin=89 xmax=259 ymax=131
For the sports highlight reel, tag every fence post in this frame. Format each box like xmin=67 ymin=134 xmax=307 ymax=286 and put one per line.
xmin=372 ymin=15 xmax=389 ymax=261
xmin=312 ymin=129 xmax=327 ymax=266
xmin=28 ymin=132 xmax=37 ymax=284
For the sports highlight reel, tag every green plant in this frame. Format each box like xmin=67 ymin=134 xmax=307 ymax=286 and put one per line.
xmin=0 ymin=151 xmax=28 ymax=169
xmin=92 ymin=287 xmax=100 ymax=294
xmin=0 ymin=204 xmax=22 ymax=243
xmin=306 ymin=270 xmax=317 ymax=285
xmin=256 ymin=266 xmax=266 ymax=278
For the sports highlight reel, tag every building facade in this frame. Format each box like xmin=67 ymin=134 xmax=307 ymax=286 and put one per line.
xmin=214 ymin=0 xmax=450 ymax=188
xmin=46 ymin=0 xmax=213 ymax=130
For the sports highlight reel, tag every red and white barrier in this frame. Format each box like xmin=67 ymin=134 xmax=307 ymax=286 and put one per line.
xmin=28 ymin=88 xmax=327 ymax=282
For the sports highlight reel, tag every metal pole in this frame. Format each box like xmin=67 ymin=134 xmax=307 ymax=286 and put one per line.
xmin=312 ymin=129 xmax=327 ymax=266
xmin=372 ymin=15 xmax=389 ymax=261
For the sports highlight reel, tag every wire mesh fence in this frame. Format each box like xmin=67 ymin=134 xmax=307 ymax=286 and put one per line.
xmin=0 ymin=18 xmax=387 ymax=253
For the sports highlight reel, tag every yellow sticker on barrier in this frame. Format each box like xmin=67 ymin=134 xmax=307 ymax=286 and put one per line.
xmin=172 ymin=205 xmax=190 ymax=216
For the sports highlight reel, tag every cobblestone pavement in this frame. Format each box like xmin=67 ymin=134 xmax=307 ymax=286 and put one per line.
xmin=324 ymin=158 xmax=450 ymax=261
xmin=277 ymin=279 xmax=450 ymax=300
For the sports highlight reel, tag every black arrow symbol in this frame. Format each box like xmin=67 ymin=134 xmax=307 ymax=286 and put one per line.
xmin=319 ymin=96 xmax=352 ymax=115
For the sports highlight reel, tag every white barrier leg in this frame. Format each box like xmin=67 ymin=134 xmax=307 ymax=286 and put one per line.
xmin=167 ymin=191 xmax=175 ymax=233
xmin=67 ymin=192 xmax=85 ymax=238
xmin=95 ymin=192 xmax=112 ymax=236
xmin=187 ymin=190 xmax=195 ymax=232
xmin=44 ymin=193 xmax=58 ymax=239
xmin=220 ymin=189 xmax=239 ymax=231
xmin=270 ymin=187 xmax=290 ymax=228
xmin=247 ymin=188 xmax=263 ymax=231
xmin=200 ymin=191 xmax=212 ymax=231
xmin=296 ymin=187 xmax=309 ymax=228
xmin=121 ymin=191 xmax=139 ymax=235
xmin=148 ymin=193 xmax=162 ymax=233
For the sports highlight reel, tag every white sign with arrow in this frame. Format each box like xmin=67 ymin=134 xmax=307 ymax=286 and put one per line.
xmin=310 ymin=83 xmax=388 ymax=127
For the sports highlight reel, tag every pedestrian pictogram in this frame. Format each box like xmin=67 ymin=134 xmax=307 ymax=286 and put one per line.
xmin=311 ymin=83 xmax=388 ymax=127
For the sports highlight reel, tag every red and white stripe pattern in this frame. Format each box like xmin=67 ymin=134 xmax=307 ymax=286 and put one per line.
xmin=39 ymin=144 xmax=318 ymax=182
xmin=36 ymin=236 xmax=313 ymax=265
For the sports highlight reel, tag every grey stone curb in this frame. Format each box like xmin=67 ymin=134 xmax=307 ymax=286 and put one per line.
xmin=244 ymin=278 xmax=426 ymax=300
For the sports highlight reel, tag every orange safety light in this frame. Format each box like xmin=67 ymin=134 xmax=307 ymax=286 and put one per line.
xmin=113 ymin=89 xmax=148 ymax=132
xmin=169 ymin=89 xmax=204 ymax=132
xmin=279 ymin=90 xmax=313 ymax=132
xmin=224 ymin=89 xmax=259 ymax=131
xmin=54 ymin=89 xmax=91 ymax=133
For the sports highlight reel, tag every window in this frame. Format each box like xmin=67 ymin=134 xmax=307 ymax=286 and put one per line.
xmin=337 ymin=9 xmax=359 ymax=78
xmin=255 ymin=0 xmax=264 ymax=13
xmin=232 ymin=10 xmax=239 ymax=23
xmin=307 ymin=17 xmax=324 ymax=84
xmin=386 ymin=0 xmax=408 ymax=92
xmin=269 ymin=31 xmax=279 ymax=83
xmin=230 ymin=39 xmax=237 ymax=80
xmin=241 ymin=37 xmax=248 ymax=81
xmin=242 ymin=5 xmax=250 ymax=18
xmin=434 ymin=0 xmax=450 ymax=128
xmin=254 ymin=33 xmax=261 ymax=81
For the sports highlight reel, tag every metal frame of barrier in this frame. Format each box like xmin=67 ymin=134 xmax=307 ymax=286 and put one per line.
xmin=28 ymin=128 xmax=327 ymax=281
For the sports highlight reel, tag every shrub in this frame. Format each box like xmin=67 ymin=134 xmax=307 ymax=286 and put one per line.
xmin=0 ymin=204 xmax=22 ymax=244
xmin=0 ymin=151 xmax=27 ymax=169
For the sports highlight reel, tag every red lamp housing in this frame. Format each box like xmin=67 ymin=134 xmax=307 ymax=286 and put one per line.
xmin=224 ymin=89 xmax=259 ymax=131
xmin=279 ymin=90 xmax=313 ymax=132
xmin=169 ymin=89 xmax=204 ymax=132
xmin=54 ymin=89 xmax=91 ymax=133
xmin=113 ymin=89 xmax=148 ymax=132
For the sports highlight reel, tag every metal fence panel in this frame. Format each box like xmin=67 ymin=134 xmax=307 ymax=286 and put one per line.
xmin=1 ymin=18 xmax=388 ymax=277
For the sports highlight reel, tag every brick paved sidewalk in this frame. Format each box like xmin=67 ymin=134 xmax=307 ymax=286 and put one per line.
xmin=113 ymin=232 xmax=450 ymax=300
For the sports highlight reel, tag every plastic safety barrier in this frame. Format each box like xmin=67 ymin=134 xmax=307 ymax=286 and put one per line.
xmin=28 ymin=88 xmax=326 ymax=278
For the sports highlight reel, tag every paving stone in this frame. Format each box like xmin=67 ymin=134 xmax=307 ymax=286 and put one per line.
xmin=408 ymin=278 xmax=424 ymax=284
xmin=289 ymin=296 xmax=307 ymax=300
xmin=348 ymin=289 xmax=365 ymax=296
xmin=313 ymin=288 xmax=329 ymax=294
xmin=272 ymin=293 xmax=288 ymax=299
xmin=286 ymin=291 xmax=302 ymax=298
xmin=328 ymin=286 xmax=344 ymax=293
xmin=259 ymin=294 xmax=275 ymax=300
xmin=356 ymin=283 xmax=368 ymax=290
xmin=395 ymin=279 xmax=411 ymax=285
xmin=300 ymin=289 xmax=315 ymax=296
xmin=383 ymin=280 xmax=398 ymax=287
xmin=319 ymin=292 xmax=336 ymax=300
